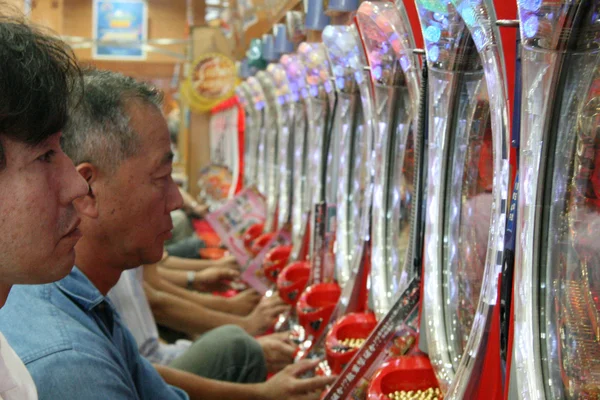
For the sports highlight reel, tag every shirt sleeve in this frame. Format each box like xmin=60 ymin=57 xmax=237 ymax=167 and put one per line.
xmin=26 ymin=349 xmax=189 ymax=400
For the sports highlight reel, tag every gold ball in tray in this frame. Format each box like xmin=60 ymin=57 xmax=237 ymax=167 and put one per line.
xmin=340 ymin=337 xmax=366 ymax=349
xmin=386 ymin=387 xmax=442 ymax=400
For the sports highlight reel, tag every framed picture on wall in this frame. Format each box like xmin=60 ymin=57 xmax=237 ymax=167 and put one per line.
xmin=93 ymin=0 xmax=148 ymax=60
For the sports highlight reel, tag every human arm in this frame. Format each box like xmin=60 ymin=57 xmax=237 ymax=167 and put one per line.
xmin=143 ymin=274 xmax=289 ymax=336
xmin=155 ymin=359 xmax=336 ymax=400
xmin=28 ymin=349 xmax=187 ymax=400
xmin=256 ymin=331 xmax=297 ymax=373
xmin=144 ymin=263 xmax=260 ymax=315
xmin=161 ymin=254 xmax=240 ymax=272
xmin=178 ymin=187 xmax=209 ymax=217
xmin=157 ymin=265 xmax=239 ymax=292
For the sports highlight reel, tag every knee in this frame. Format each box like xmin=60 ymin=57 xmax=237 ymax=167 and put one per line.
xmin=219 ymin=325 xmax=263 ymax=362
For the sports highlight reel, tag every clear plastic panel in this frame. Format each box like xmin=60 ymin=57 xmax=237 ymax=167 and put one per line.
xmin=323 ymin=24 xmax=376 ymax=287
xmin=513 ymin=47 xmax=559 ymax=400
xmin=513 ymin=1 xmax=600 ymax=398
xmin=356 ymin=0 xmax=421 ymax=320
xmin=256 ymin=71 xmax=281 ymax=231
xmin=296 ymin=42 xmax=334 ymax=261
xmin=281 ymin=54 xmax=311 ymax=253
xmin=539 ymin=51 xmax=600 ymax=400
xmin=246 ymin=77 xmax=269 ymax=196
xmin=446 ymin=0 xmax=511 ymax=397
xmin=441 ymin=72 xmax=489 ymax=367
xmin=267 ymin=63 xmax=295 ymax=227
xmin=421 ymin=67 xmax=457 ymax=392
xmin=329 ymin=93 xmax=360 ymax=287
xmin=414 ymin=0 xmax=480 ymax=392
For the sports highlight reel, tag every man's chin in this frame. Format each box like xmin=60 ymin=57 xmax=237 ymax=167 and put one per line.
xmin=30 ymin=251 xmax=76 ymax=284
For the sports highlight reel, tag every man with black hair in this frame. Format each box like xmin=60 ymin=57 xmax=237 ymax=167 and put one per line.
xmin=0 ymin=11 xmax=89 ymax=399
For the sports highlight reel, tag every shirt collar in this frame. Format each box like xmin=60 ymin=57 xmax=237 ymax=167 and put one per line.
xmin=55 ymin=267 xmax=106 ymax=311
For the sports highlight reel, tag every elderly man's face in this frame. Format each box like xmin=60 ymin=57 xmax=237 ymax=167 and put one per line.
xmin=94 ymin=102 xmax=183 ymax=268
xmin=0 ymin=133 xmax=88 ymax=284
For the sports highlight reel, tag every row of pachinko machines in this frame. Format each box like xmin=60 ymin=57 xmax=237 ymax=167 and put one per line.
xmin=229 ymin=0 xmax=600 ymax=398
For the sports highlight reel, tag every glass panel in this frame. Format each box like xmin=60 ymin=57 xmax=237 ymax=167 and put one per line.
xmin=356 ymin=0 xmax=421 ymax=319
xmin=540 ymin=53 xmax=600 ymax=400
xmin=256 ymin=71 xmax=280 ymax=232
xmin=442 ymin=74 xmax=490 ymax=364
xmin=513 ymin=2 xmax=600 ymax=398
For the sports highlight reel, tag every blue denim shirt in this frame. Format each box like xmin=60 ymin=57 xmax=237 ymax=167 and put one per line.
xmin=0 ymin=267 xmax=189 ymax=400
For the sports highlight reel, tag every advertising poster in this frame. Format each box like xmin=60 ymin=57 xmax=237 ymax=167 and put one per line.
xmin=205 ymin=188 xmax=266 ymax=267
xmin=93 ymin=0 xmax=147 ymax=60
xmin=242 ymin=228 xmax=292 ymax=294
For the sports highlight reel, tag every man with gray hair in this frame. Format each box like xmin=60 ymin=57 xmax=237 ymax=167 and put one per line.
xmin=0 ymin=69 xmax=334 ymax=400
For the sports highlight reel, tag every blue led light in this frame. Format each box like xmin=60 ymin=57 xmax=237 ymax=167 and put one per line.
xmin=335 ymin=77 xmax=346 ymax=90
xmin=523 ymin=14 xmax=539 ymax=38
xmin=310 ymin=85 xmax=318 ymax=97
xmin=324 ymin=80 xmax=333 ymax=93
xmin=334 ymin=65 xmax=344 ymax=77
xmin=424 ymin=25 xmax=442 ymax=43
xmin=301 ymin=88 xmax=309 ymax=99
xmin=372 ymin=64 xmax=383 ymax=80
xmin=354 ymin=70 xmax=364 ymax=84
xmin=461 ymin=7 xmax=477 ymax=27
xmin=427 ymin=45 xmax=440 ymax=62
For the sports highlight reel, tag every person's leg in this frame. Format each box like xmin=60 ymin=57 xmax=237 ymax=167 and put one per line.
xmin=168 ymin=325 xmax=267 ymax=383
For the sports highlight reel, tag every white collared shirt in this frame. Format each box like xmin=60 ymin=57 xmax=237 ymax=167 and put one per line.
xmin=108 ymin=267 xmax=191 ymax=365
xmin=0 ymin=332 xmax=37 ymax=400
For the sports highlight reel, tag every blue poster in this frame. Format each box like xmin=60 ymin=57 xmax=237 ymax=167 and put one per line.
xmin=93 ymin=0 xmax=147 ymax=60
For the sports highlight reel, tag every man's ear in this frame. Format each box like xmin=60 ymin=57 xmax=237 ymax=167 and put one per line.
xmin=74 ymin=162 xmax=99 ymax=218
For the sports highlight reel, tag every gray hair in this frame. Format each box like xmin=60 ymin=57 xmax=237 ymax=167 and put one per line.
xmin=61 ymin=69 xmax=164 ymax=173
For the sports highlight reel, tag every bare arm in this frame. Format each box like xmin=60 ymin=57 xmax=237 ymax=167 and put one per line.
xmin=142 ymin=279 xmax=249 ymax=336
xmin=144 ymin=264 xmax=256 ymax=315
xmin=154 ymin=359 xmax=336 ymax=400
xmin=143 ymin=265 xmax=289 ymax=335
xmin=161 ymin=254 xmax=239 ymax=272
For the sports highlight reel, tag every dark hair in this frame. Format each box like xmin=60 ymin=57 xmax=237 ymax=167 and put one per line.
xmin=61 ymin=68 xmax=163 ymax=173
xmin=0 ymin=12 xmax=81 ymax=168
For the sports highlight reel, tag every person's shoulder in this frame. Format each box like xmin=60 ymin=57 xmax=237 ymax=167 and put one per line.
xmin=0 ymin=283 xmax=93 ymax=364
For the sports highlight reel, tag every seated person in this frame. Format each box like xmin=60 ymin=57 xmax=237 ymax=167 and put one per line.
xmin=166 ymin=188 xmax=209 ymax=259
xmin=0 ymin=12 xmax=90 ymax=399
xmin=0 ymin=69 xmax=334 ymax=400
xmin=143 ymin=261 xmax=287 ymax=336
xmin=109 ymin=266 xmax=296 ymax=377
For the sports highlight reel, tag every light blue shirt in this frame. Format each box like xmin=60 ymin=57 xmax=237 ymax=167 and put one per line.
xmin=0 ymin=267 xmax=188 ymax=400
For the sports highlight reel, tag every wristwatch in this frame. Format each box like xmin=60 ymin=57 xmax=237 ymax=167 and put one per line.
xmin=186 ymin=270 xmax=196 ymax=290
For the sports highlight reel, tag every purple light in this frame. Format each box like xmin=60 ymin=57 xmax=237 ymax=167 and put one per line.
xmin=428 ymin=45 xmax=440 ymax=63
xmin=523 ymin=15 xmax=539 ymax=38
xmin=519 ymin=0 xmax=542 ymax=12
xmin=373 ymin=64 xmax=383 ymax=80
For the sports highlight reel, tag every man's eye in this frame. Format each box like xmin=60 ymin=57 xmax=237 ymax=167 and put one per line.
xmin=37 ymin=150 xmax=56 ymax=163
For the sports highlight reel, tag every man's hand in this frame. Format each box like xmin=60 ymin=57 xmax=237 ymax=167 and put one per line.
xmin=226 ymin=288 xmax=261 ymax=315
xmin=257 ymin=359 xmax=337 ymax=400
xmin=257 ymin=331 xmax=296 ymax=373
xmin=243 ymin=294 xmax=290 ymax=335
xmin=194 ymin=267 xmax=239 ymax=292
